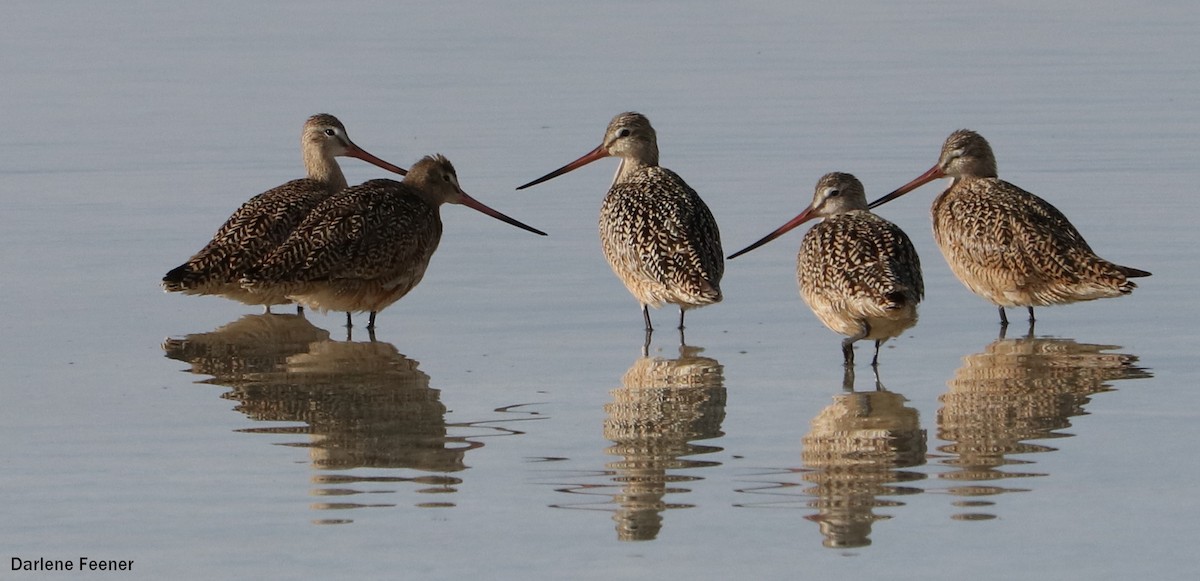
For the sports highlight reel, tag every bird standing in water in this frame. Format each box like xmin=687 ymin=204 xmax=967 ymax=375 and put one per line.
xmin=163 ymin=114 xmax=407 ymax=311
xmin=867 ymin=129 xmax=1150 ymax=326
xmin=730 ymin=172 xmax=923 ymax=366
xmin=517 ymin=112 xmax=723 ymax=332
xmin=241 ymin=154 xmax=546 ymax=331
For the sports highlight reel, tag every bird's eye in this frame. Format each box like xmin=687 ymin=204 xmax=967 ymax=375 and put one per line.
xmin=323 ymin=128 xmax=337 ymax=137
xmin=617 ymin=128 xmax=631 ymax=138
xmin=827 ymin=188 xmax=840 ymax=197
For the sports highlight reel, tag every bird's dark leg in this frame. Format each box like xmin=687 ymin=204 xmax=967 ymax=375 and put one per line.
xmin=841 ymin=339 xmax=856 ymax=366
xmin=677 ymin=307 xmax=686 ymax=330
xmin=367 ymin=311 xmax=378 ymax=331
xmin=264 ymin=305 xmax=273 ymax=315
xmin=1027 ymin=307 xmax=1036 ymax=323
xmin=871 ymin=340 xmax=883 ymax=367
xmin=296 ymin=305 xmax=304 ymax=315
xmin=642 ymin=328 xmax=652 ymax=358
xmin=998 ymin=307 xmax=1009 ymax=326
xmin=345 ymin=312 xmax=353 ymax=329
xmin=642 ymin=305 xmax=653 ymax=332
xmin=842 ymin=322 xmax=870 ymax=367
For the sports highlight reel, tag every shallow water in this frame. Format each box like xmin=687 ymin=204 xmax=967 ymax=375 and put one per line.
xmin=3 ymin=1 xmax=1198 ymax=579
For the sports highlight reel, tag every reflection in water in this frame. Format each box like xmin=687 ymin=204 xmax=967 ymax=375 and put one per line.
xmin=605 ymin=344 xmax=726 ymax=540
xmin=937 ymin=333 xmax=1151 ymax=520
xmin=733 ymin=369 xmax=925 ymax=549
xmin=233 ymin=339 xmax=460 ymax=474
xmin=162 ymin=313 xmax=330 ymax=382
xmin=164 ymin=314 xmax=526 ymax=523
xmin=800 ymin=368 xmax=927 ymax=548
xmin=552 ymin=344 xmax=726 ymax=541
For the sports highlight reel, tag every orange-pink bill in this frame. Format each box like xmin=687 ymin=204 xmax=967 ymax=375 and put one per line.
xmin=866 ymin=164 xmax=944 ymax=210
xmin=345 ymin=142 xmax=409 ymax=176
xmin=516 ymin=145 xmax=609 ymax=190
xmin=458 ymin=191 xmax=547 ymax=236
xmin=727 ymin=205 xmax=819 ymax=260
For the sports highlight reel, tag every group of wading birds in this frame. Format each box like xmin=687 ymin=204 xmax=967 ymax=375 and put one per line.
xmin=163 ymin=112 xmax=1151 ymax=366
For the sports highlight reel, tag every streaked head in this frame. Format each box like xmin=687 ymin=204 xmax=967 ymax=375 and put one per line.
xmin=303 ymin=113 xmax=407 ymax=176
xmin=600 ymin=111 xmax=658 ymax=162
xmin=515 ymin=111 xmax=659 ymax=190
xmin=867 ymin=129 xmax=996 ymax=210
xmin=937 ymin=129 xmax=997 ymax=180
xmin=808 ymin=172 xmax=869 ymax=218
xmin=408 ymin=155 xmax=547 ymax=236
xmin=728 ymin=172 xmax=867 ymax=260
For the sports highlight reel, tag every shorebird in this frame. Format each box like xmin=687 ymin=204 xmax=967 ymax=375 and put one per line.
xmin=516 ymin=112 xmax=723 ymax=331
xmin=163 ymin=114 xmax=407 ymax=311
xmin=729 ymin=172 xmax=923 ymax=366
xmin=241 ymin=154 xmax=546 ymax=330
xmin=867 ymin=129 xmax=1150 ymax=326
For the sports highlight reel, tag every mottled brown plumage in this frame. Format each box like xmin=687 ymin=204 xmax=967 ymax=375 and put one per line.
xmin=162 ymin=114 xmax=407 ymax=310
xmin=517 ymin=112 xmax=723 ymax=330
xmin=868 ymin=129 xmax=1150 ymax=325
xmin=729 ymin=173 xmax=923 ymax=365
xmin=241 ymin=155 xmax=546 ymax=329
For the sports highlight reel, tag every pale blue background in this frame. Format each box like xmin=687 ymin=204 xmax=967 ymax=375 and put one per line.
xmin=2 ymin=1 xmax=1196 ymax=579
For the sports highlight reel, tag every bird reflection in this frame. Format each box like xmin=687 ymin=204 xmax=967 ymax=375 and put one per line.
xmin=603 ymin=343 xmax=726 ymax=540
xmin=162 ymin=313 xmax=330 ymax=382
xmin=800 ymin=367 xmax=927 ymax=548
xmin=230 ymin=339 xmax=465 ymax=472
xmin=550 ymin=343 xmax=726 ymax=541
xmin=937 ymin=331 xmax=1151 ymax=520
xmin=163 ymin=314 xmax=507 ymax=522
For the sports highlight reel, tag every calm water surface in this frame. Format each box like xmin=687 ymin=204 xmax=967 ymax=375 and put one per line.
xmin=3 ymin=1 xmax=1197 ymax=579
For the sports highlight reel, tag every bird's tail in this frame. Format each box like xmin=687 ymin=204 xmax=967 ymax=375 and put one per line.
xmin=1118 ymin=265 xmax=1152 ymax=278
xmin=162 ymin=263 xmax=209 ymax=293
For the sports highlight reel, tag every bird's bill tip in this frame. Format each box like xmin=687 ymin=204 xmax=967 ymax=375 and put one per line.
xmin=867 ymin=164 xmax=944 ymax=210
xmin=727 ymin=205 xmax=817 ymax=260
xmin=458 ymin=193 xmax=548 ymax=236
xmin=515 ymin=144 xmax=609 ymax=190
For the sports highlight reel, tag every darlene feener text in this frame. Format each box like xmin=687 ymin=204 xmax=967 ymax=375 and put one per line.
xmin=12 ymin=557 xmax=134 ymax=572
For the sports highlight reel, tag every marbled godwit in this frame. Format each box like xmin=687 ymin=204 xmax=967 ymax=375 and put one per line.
xmin=516 ymin=112 xmax=723 ymax=331
xmin=240 ymin=154 xmax=546 ymax=330
xmin=729 ymin=172 xmax=923 ymax=366
xmin=163 ymin=114 xmax=407 ymax=311
xmin=868 ymin=129 xmax=1151 ymax=326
